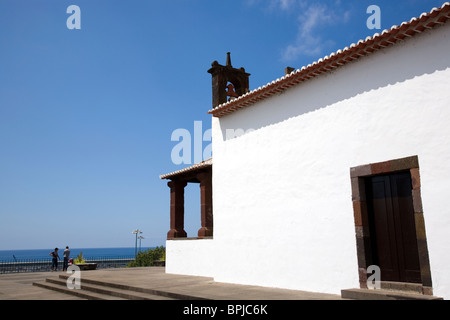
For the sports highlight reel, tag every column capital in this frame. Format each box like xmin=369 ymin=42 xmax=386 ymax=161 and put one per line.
xmin=168 ymin=180 xmax=188 ymax=189
xmin=196 ymin=171 xmax=212 ymax=184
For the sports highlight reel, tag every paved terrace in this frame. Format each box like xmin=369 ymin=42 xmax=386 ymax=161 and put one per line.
xmin=0 ymin=267 xmax=343 ymax=300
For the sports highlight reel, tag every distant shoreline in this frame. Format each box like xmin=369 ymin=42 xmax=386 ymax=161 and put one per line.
xmin=0 ymin=246 xmax=161 ymax=251
xmin=0 ymin=246 xmax=159 ymax=261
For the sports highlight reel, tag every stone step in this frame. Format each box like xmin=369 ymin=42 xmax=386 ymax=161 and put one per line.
xmin=379 ymin=281 xmax=424 ymax=294
xmin=341 ymin=288 xmax=443 ymax=300
xmin=58 ymin=274 xmax=208 ymax=300
xmin=43 ymin=277 xmax=176 ymax=300
xmin=32 ymin=280 xmax=124 ymax=300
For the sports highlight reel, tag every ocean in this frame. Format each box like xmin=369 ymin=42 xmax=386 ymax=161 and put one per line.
xmin=0 ymin=247 xmax=156 ymax=261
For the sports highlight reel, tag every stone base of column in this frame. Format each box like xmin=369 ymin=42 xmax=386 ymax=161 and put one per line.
xmin=197 ymin=227 xmax=213 ymax=238
xmin=167 ymin=229 xmax=187 ymax=240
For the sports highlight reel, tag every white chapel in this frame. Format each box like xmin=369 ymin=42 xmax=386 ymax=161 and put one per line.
xmin=160 ymin=3 xmax=450 ymax=299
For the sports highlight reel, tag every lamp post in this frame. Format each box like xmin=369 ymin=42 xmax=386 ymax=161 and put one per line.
xmin=138 ymin=235 xmax=144 ymax=252
xmin=132 ymin=229 xmax=142 ymax=257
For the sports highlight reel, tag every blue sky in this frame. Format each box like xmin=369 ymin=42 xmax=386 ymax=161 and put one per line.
xmin=0 ymin=0 xmax=445 ymax=250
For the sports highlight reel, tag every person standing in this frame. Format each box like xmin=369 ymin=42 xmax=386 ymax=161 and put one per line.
xmin=49 ymin=248 xmax=60 ymax=271
xmin=63 ymin=246 xmax=70 ymax=271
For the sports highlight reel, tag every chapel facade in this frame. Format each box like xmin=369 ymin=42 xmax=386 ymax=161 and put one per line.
xmin=160 ymin=3 xmax=450 ymax=299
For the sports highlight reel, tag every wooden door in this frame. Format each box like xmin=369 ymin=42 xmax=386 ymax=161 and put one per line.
xmin=366 ymin=172 xmax=421 ymax=283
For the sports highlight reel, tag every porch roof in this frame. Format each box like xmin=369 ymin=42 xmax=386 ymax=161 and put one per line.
xmin=159 ymin=158 xmax=212 ymax=181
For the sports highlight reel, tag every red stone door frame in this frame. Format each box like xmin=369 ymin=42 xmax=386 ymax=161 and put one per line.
xmin=350 ymin=155 xmax=433 ymax=295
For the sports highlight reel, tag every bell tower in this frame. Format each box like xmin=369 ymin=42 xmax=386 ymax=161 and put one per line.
xmin=207 ymin=52 xmax=250 ymax=108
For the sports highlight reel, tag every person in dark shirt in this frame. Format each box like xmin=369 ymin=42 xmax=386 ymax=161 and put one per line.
xmin=49 ymin=248 xmax=60 ymax=271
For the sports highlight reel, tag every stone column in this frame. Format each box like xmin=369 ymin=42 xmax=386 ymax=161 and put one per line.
xmin=197 ymin=171 xmax=213 ymax=238
xmin=167 ymin=180 xmax=188 ymax=239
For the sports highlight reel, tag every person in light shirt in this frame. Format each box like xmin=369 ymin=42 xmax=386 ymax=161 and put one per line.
xmin=63 ymin=246 xmax=71 ymax=271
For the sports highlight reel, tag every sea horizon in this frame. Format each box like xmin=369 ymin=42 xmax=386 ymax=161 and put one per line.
xmin=0 ymin=246 xmax=159 ymax=261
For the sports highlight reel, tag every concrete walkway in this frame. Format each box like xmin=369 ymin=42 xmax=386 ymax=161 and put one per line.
xmin=0 ymin=267 xmax=343 ymax=300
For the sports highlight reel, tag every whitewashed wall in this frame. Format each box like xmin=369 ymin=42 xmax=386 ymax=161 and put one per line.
xmin=166 ymin=239 xmax=215 ymax=277
xmin=210 ymin=22 xmax=450 ymax=298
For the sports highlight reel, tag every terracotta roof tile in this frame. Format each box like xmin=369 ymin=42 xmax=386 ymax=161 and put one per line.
xmin=160 ymin=158 xmax=212 ymax=180
xmin=208 ymin=2 xmax=450 ymax=118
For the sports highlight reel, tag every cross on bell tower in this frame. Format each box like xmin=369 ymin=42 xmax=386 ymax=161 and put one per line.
xmin=207 ymin=52 xmax=250 ymax=108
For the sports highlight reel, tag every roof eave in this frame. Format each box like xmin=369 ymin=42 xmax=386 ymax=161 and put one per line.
xmin=208 ymin=2 xmax=450 ymax=118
